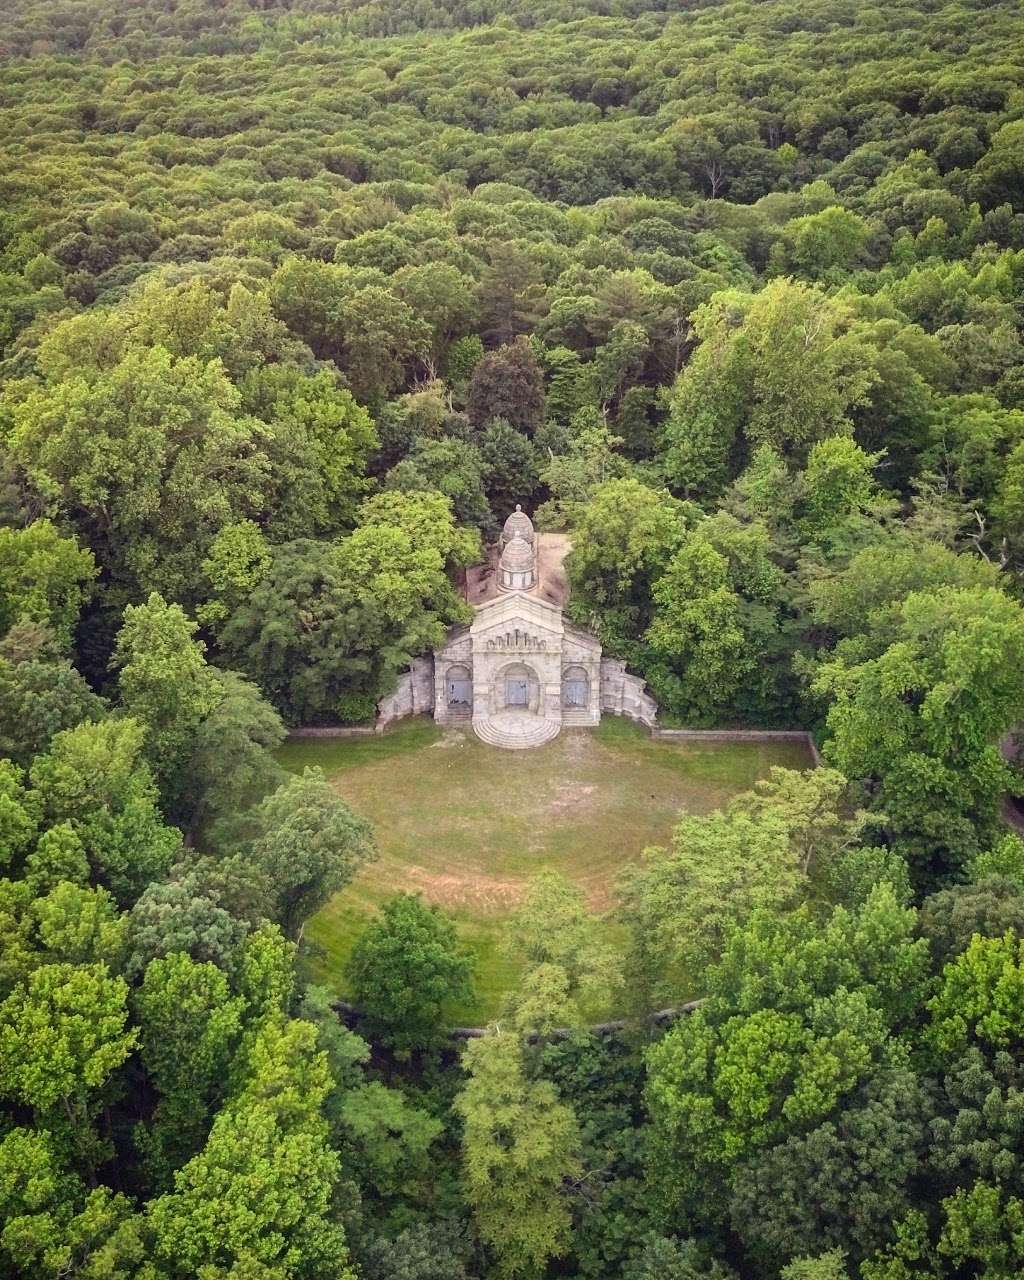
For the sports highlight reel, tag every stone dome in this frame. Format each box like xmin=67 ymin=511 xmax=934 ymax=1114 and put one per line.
xmin=497 ymin=531 xmax=536 ymax=592
xmin=501 ymin=504 xmax=535 ymax=547
xmin=499 ymin=533 xmax=534 ymax=572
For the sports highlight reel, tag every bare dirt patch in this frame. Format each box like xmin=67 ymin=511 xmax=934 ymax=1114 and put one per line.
xmin=545 ymin=781 xmax=599 ymax=816
xmin=404 ymin=864 xmax=528 ymax=912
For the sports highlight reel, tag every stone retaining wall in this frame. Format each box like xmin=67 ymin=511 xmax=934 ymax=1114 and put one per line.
xmin=599 ymin=657 xmax=659 ymax=728
xmin=376 ymin=656 xmax=435 ymax=729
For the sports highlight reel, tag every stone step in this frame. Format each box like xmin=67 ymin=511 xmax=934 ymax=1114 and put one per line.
xmin=472 ymin=712 xmax=561 ymax=751
xmin=561 ymin=708 xmax=599 ymax=727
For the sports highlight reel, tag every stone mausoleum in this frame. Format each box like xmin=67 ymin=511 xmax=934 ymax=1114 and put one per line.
xmin=400 ymin=505 xmax=655 ymax=750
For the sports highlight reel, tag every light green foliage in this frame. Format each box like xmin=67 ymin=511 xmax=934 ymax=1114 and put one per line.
xmin=29 ymin=718 xmax=181 ymax=905
xmin=797 ymin=436 xmax=886 ymax=546
xmin=0 ymin=961 xmax=136 ymax=1165
xmin=860 ymin=1209 xmax=938 ymax=1280
xmin=134 ymin=954 xmax=245 ymax=1183
xmin=780 ymin=1252 xmax=850 ymax=1280
xmin=0 ymin=1127 xmax=145 ymax=1279
xmin=817 ymin=586 xmax=1024 ymax=880
xmin=22 ymin=823 xmax=90 ymax=894
xmin=232 ymin=924 xmax=296 ymax=1027
xmin=113 ymin=592 xmax=216 ymax=807
xmin=31 ymin=881 xmax=126 ymax=969
xmin=1 ymin=3 xmax=1024 ymax=1275
xmin=937 ymin=1181 xmax=1024 ymax=1277
xmin=664 ymin=279 xmax=874 ymax=495
xmin=646 ymin=884 xmax=928 ymax=1223
xmin=446 ymin=334 xmax=484 ymax=389
xmin=971 ymin=833 xmax=1024 ymax=887
xmin=198 ymin=520 xmax=271 ymax=630
xmin=0 ymin=520 xmax=96 ymax=650
xmin=645 ymin=532 xmax=751 ymax=722
xmin=5 ymin=345 xmax=267 ymax=602
xmin=456 ymin=1030 xmax=581 ymax=1278
xmin=777 ymin=205 xmax=872 ymax=278
xmin=148 ymin=1017 xmax=354 ymax=1280
xmin=115 ymin=596 xmax=280 ymax=834
xmin=564 ymin=477 xmax=690 ymax=653
xmin=346 ymin=892 xmax=473 ymax=1054
xmin=808 ymin=534 xmax=1000 ymax=653
xmin=504 ymin=871 xmax=621 ymax=1031
xmin=628 ymin=786 xmax=809 ymax=994
xmin=259 ymin=369 xmax=377 ymax=535
xmin=136 ymin=954 xmax=244 ymax=1097
xmin=0 ymin=877 xmax=40 ymax=998
xmin=926 ymin=932 xmax=1024 ymax=1062
xmin=0 ymin=758 xmax=39 ymax=871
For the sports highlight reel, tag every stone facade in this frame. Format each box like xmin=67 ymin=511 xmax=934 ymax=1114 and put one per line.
xmin=377 ymin=505 xmax=657 ymax=749
xmin=433 ymin=590 xmax=603 ymax=738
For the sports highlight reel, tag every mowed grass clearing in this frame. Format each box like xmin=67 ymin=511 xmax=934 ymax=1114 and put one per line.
xmin=279 ymin=717 xmax=814 ymax=1023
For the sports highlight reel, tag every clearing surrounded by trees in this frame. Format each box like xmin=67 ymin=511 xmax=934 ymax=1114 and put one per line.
xmin=280 ymin=718 xmax=814 ymax=1019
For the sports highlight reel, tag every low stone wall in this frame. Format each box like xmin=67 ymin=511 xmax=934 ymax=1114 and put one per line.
xmin=599 ymin=658 xmax=659 ymax=728
xmin=287 ymin=725 xmax=378 ymax=738
xmin=652 ymin=726 xmax=821 ymax=764
xmin=332 ymin=998 xmax=703 ymax=1042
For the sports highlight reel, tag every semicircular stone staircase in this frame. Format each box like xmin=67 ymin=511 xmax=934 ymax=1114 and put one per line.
xmin=472 ymin=710 xmax=561 ymax=750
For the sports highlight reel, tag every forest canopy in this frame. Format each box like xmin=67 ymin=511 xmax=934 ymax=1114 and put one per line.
xmin=1 ymin=0 xmax=1024 ymax=1277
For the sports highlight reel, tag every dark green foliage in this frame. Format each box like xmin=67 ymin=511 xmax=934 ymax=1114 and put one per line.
xmin=357 ymin=1221 xmax=473 ymax=1280
xmin=919 ymin=877 xmax=1024 ymax=969
xmin=729 ymin=1068 xmax=932 ymax=1268
xmin=466 ymin=338 xmax=546 ymax=436
xmin=1 ymin=1 xmax=1024 ymax=1277
xmin=346 ymin=893 xmax=474 ymax=1055
xmin=0 ymin=624 xmax=107 ymax=766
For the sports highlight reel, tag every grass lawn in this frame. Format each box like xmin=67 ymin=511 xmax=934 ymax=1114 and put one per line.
xmin=279 ymin=717 xmax=815 ymax=1024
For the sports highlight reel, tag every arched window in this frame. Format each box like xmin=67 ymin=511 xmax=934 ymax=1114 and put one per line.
xmin=446 ymin=663 xmax=472 ymax=708
xmin=563 ymin=665 xmax=589 ymax=708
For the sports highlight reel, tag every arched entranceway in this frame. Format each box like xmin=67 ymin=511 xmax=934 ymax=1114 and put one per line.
xmin=445 ymin=663 xmax=472 ymax=711
xmin=491 ymin=661 xmax=540 ymax=715
xmin=562 ymin=664 xmax=590 ymax=709
xmin=475 ymin=660 xmax=560 ymax=749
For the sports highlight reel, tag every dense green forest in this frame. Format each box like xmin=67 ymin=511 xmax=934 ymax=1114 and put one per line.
xmin=2 ymin=0 xmax=1024 ymax=1276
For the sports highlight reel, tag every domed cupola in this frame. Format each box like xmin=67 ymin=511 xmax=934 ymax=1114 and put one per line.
xmin=500 ymin=503 xmax=535 ymax=550
xmin=498 ymin=532 xmax=536 ymax=592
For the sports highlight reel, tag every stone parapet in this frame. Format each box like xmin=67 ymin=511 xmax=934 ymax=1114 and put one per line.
xmin=377 ymin=656 xmax=435 ymax=728
xmin=599 ymin=658 xmax=658 ymax=728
